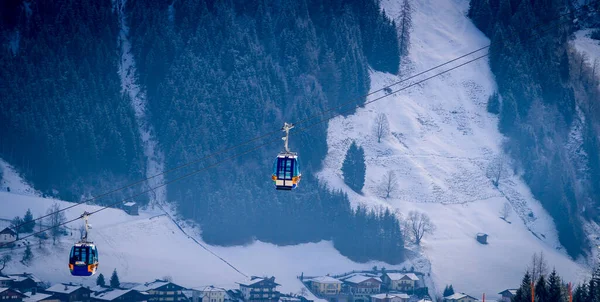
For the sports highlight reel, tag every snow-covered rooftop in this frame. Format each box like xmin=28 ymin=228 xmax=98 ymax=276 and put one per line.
xmin=8 ymin=273 xmax=41 ymax=283
xmin=92 ymin=288 xmax=137 ymax=301
xmin=123 ymin=202 xmax=136 ymax=207
xmin=46 ymin=283 xmax=84 ymax=294
xmin=23 ymin=293 xmax=53 ymax=302
xmin=343 ymin=275 xmax=381 ymax=284
xmin=133 ymin=280 xmax=170 ymax=292
xmin=371 ymin=293 xmax=410 ymax=299
xmin=307 ymin=276 xmax=342 ymax=284
xmin=385 ymin=273 xmax=418 ymax=281
xmin=445 ymin=293 xmax=477 ymax=300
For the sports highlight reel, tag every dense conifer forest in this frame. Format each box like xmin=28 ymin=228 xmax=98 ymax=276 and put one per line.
xmin=0 ymin=0 xmax=145 ymax=202
xmin=0 ymin=0 xmax=405 ymax=263
xmin=468 ymin=0 xmax=600 ymax=257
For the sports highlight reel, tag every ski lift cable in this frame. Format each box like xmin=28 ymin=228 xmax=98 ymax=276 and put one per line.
xmin=7 ymin=0 xmax=600 ymax=247
xmin=15 ymin=0 xmax=591 ymax=231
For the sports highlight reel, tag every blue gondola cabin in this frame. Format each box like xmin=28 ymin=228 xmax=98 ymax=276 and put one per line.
xmin=272 ymin=153 xmax=301 ymax=190
xmin=69 ymin=242 xmax=98 ymax=276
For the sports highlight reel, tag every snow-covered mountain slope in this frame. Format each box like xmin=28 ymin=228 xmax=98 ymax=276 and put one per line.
xmin=0 ymin=190 xmax=416 ymax=298
xmin=0 ymin=158 xmax=39 ymax=197
xmin=573 ymin=29 xmax=600 ymax=70
xmin=318 ymin=0 xmax=588 ymax=298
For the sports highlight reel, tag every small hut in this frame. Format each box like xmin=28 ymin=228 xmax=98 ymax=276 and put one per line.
xmin=476 ymin=233 xmax=488 ymax=244
xmin=123 ymin=202 xmax=139 ymax=216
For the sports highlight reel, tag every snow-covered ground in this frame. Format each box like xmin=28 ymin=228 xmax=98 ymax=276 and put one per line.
xmin=0 ymin=158 xmax=39 ymax=197
xmin=318 ymin=0 xmax=588 ymax=298
xmin=114 ymin=0 xmax=166 ymax=205
xmin=573 ymin=29 xmax=600 ymax=71
xmin=0 ymin=191 xmax=411 ymax=300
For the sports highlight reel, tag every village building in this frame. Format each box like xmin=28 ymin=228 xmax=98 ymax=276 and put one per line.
xmin=7 ymin=273 xmax=42 ymax=293
xmin=238 ymin=276 xmax=280 ymax=302
xmin=122 ymin=202 xmax=139 ymax=216
xmin=44 ymin=283 xmax=92 ymax=302
xmin=380 ymin=273 xmax=419 ymax=292
xmin=91 ymin=288 xmax=148 ymax=301
xmin=306 ymin=276 xmax=342 ymax=295
xmin=370 ymin=293 xmax=410 ymax=302
xmin=200 ymin=285 xmax=230 ymax=302
xmin=342 ymin=275 xmax=381 ymax=302
xmin=443 ymin=293 xmax=478 ymax=302
xmin=0 ymin=287 xmax=27 ymax=302
xmin=0 ymin=228 xmax=17 ymax=246
xmin=22 ymin=292 xmax=58 ymax=302
xmin=133 ymin=279 xmax=186 ymax=301
xmin=0 ymin=276 xmax=13 ymax=288
xmin=498 ymin=289 xmax=517 ymax=302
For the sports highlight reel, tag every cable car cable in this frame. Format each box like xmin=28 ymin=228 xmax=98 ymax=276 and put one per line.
xmin=15 ymin=0 xmax=592 ymax=231
xmin=4 ymin=0 xmax=590 ymax=249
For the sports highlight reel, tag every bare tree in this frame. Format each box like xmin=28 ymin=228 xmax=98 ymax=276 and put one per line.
xmin=486 ymin=154 xmax=509 ymax=187
xmin=373 ymin=113 xmax=390 ymax=143
xmin=0 ymin=255 xmax=11 ymax=275
xmin=378 ymin=170 xmax=399 ymax=199
xmin=46 ymin=202 xmax=66 ymax=244
xmin=396 ymin=0 xmax=413 ymax=58
xmin=500 ymin=202 xmax=511 ymax=220
xmin=298 ymin=287 xmax=308 ymax=297
xmin=580 ymin=52 xmax=589 ymax=81
xmin=404 ymin=211 xmax=436 ymax=245
xmin=528 ymin=252 xmax=548 ymax=281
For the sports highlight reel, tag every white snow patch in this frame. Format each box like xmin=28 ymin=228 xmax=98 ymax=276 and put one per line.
xmin=0 ymin=192 xmax=406 ymax=300
xmin=0 ymin=158 xmax=39 ymax=197
xmin=113 ymin=0 xmax=166 ymax=205
xmin=573 ymin=29 xmax=600 ymax=89
xmin=317 ymin=0 xmax=588 ymax=298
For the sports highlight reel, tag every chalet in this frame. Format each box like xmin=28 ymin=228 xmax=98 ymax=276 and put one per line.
xmin=8 ymin=273 xmax=42 ymax=293
xmin=238 ymin=276 xmax=280 ymax=302
xmin=91 ymin=288 xmax=148 ymax=301
xmin=381 ymin=273 xmax=419 ymax=292
xmin=342 ymin=276 xmax=381 ymax=302
xmin=45 ymin=283 xmax=92 ymax=302
xmin=122 ymin=202 xmax=139 ymax=216
xmin=0 ymin=288 xmax=27 ymax=302
xmin=370 ymin=293 xmax=410 ymax=302
xmin=0 ymin=276 xmax=13 ymax=288
xmin=133 ymin=279 xmax=186 ymax=301
xmin=200 ymin=286 xmax=230 ymax=302
xmin=23 ymin=292 xmax=59 ymax=302
xmin=498 ymin=289 xmax=517 ymax=302
xmin=306 ymin=276 xmax=342 ymax=295
xmin=443 ymin=293 xmax=478 ymax=302
xmin=0 ymin=228 xmax=17 ymax=246
xmin=182 ymin=290 xmax=202 ymax=302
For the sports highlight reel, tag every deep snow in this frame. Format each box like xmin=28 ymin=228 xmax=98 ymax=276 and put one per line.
xmin=317 ymin=0 xmax=588 ymax=298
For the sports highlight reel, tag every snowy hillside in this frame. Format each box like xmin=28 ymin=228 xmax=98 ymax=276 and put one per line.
xmin=318 ymin=0 xmax=588 ymax=298
xmin=0 ymin=190 xmax=418 ymax=298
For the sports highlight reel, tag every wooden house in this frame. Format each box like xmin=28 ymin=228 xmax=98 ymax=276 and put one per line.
xmin=44 ymin=283 xmax=92 ymax=302
xmin=306 ymin=276 xmax=342 ymax=295
xmin=238 ymin=276 xmax=280 ymax=302
xmin=380 ymin=273 xmax=419 ymax=292
xmin=133 ymin=279 xmax=186 ymax=301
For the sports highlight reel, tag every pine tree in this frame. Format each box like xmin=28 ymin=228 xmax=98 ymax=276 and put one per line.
xmin=110 ymin=269 xmax=120 ymax=288
xmin=514 ymin=271 xmax=533 ymax=302
xmin=572 ymin=282 xmax=588 ymax=302
xmin=341 ymin=142 xmax=366 ymax=193
xmin=21 ymin=245 xmax=32 ymax=265
xmin=396 ymin=0 xmax=413 ymax=59
xmin=443 ymin=285 xmax=455 ymax=297
xmin=548 ymin=269 xmax=562 ymax=302
xmin=23 ymin=209 xmax=34 ymax=233
xmin=96 ymin=273 xmax=106 ymax=287
xmin=535 ymin=274 xmax=549 ymax=302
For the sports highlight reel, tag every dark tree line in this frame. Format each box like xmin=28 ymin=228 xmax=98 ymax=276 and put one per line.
xmin=468 ymin=0 xmax=600 ymax=257
xmin=123 ymin=0 xmax=404 ymax=263
xmin=0 ymin=0 xmax=145 ymax=203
